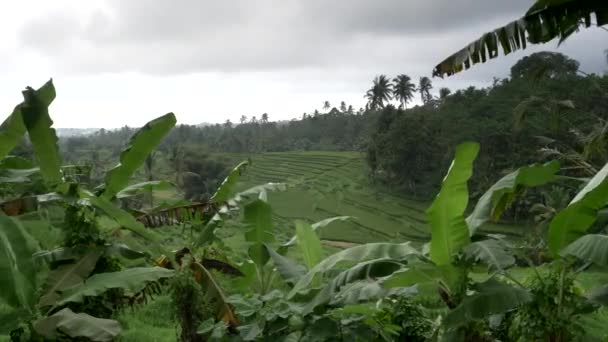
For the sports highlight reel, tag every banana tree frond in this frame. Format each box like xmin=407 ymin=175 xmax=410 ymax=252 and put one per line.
xmin=433 ymin=0 xmax=608 ymax=77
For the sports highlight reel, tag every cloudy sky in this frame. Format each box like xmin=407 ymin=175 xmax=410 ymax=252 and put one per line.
xmin=0 ymin=0 xmax=606 ymax=128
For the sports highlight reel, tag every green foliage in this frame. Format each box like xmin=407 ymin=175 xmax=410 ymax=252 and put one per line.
xmin=171 ymin=265 xmax=214 ymax=342
xmin=55 ymin=267 xmax=174 ymax=306
xmin=560 ymin=234 xmax=608 ymax=266
xmin=39 ymin=250 xmax=102 ymax=307
xmin=384 ymin=297 xmax=433 ymax=341
xmin=548 ymin=161 xmax=608 ymax=255
xmin=210 ymin=160 xmax=249 ymax=203
xmin=20 ymin=80 xmax=62 ymax=186
xmin=444 ymin=278 xmax=532 ymax=328
xmin=462 ymin=239 xmax=516 ymax=271
xmin=433 ymin=0 xmax=608 ymax=76
xmin=33 ymin=308 xmax=121 ymax=341
xmin=295 ymin=221 xmax=324 ymax=269
xmin=428 ymin=142 xmax=478 ymax=265
xmin=0 ymin=80 xmax=55 ymax=160
xmin=102 ymin=113 xmax=176 ymax=199
xmin=509 ymin=267 xmax=590 ymax=341
xmin=466 ymin=161 xmax=560 ymax=235
xmin=289 ymin=242 xmax=418 ymax=297
xmin=265 ymin=245 xmax=306 ymax=286
xmin=116 ymin=180 xmax=175 ymax=199
xmin=0 ymin=215 xmax=38 ymax=310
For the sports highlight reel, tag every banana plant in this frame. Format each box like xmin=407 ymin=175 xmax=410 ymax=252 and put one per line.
xmin=380 ymin=142 xmax=564 ymax=340
xmin=0 ymin=81 xmax=185 ymax=340
xmin=434 ymin=0 xmax=608 ymax=77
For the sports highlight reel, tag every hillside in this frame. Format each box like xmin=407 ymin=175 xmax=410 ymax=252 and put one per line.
xmin=229 ymin=151 xmax=522 ymax=246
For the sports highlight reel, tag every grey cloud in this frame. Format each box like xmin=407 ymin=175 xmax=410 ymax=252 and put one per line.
xmin=17 ymin=0 xmax=606 ymax=80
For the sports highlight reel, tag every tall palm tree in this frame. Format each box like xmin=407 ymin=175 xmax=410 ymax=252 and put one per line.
xmin=392 ymin=74 xmax=416 ymax=109
xmin=323 ymin=101 xmax=331 ymax=112
xmin=340 ymin=101 xmax=347 ymax=112
xmin=240 ymin=115 xmax=247 ymax=124
xmin=364 ymin=75 xmax=393 ymax=110
xmin=418 ymin=77 xmax=433 ymax=104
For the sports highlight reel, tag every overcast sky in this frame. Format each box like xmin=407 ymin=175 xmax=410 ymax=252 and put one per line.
xmin=0 ymin=0 xmax=606 ymax=128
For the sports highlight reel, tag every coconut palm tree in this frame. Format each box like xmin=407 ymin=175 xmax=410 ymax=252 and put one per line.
xmin=340 ymin=101 xmax=347 ymax=112
xmin=418 ymin=77 xmax=433 ymax=104
xmin=364 ymin=75 xmax=393 ymax=110
xmin=323 ymin=101 xmax=331 ymax=112
xmin=392 ymin=74 xmax=416 ymax=109
xmin=239 ymin=115 xmax=247 ymax=124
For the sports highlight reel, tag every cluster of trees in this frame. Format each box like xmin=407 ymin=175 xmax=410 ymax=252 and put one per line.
xmin=367 ymin=51 xmax=608 ymax=198
xmin=364 ymin=74 xmax=439 ymax=110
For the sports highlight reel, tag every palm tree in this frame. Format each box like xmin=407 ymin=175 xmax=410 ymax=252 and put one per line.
xmin=323 ymin=101 xmax=331 ymax=112
xmin=340 ymin=101 xmax=347 ymax=112
xmin=364 ymin=75 xmax=393 ymax=110
xmin=418 ymin=77 xmax=433 ymax=104
xmin=392 ymin=74 xmax=416 ymax=109
xmin=240 ymin=115 xmax=247 ymax=124
xmin=439 ymin=87 xmax=452 ymax=99
xmin=261 ymin=113 xmax=269 ymax=123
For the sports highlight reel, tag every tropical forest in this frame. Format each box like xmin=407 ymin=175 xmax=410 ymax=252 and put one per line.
xmin=2 ymin=0 xmax=608 ymax=341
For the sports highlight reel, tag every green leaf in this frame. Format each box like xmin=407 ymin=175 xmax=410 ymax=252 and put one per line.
xmin=0 ymin=308 xmax=30 ymax=335
xmin=248 ymin=244 xmax=270 ymax=268
xmin=288 ymin=242 xmax=418 ymax=298
xmin=33 ymin=308 xmax=121 ymax=341
xmin=428 ymin=142 xmax=479 ymax=265
xmin=560 ymin=234 xmax=608 ymax=266
xmin=55 ymin=267 xmax=174 ymax=306
xmin=333 ymin=281 xmax=417 ymax=307
xmin=238 ymin=322 xmax=264 ymax=341
xmin=103 ymin=113 xmax=176 ymax=198
xmin=0 ymin=215 xmax=38 ymax=310
xmin=210 ymin=160 xmax=249 ymax=203
xmin=192 ymin=262 xmax=239 ymax=327
xmin=0 ymin=156 xmax=35 ymax=169
xmin=295 ymin=221 xmax=324 ymax=269
xmin=20 ymin=80 xmax=62 ymax=185
xmin=87 ymin=194 xmax=161 ymax=245
xmin=39 ymin=250 xmax=102 ymax=307
xmin=548 ymin=161 xmax=608 ymax=255
xmin=444 ymin=278 xmax=532 ymax=328
xmin=283 ymin=216 xmax=353 ymax=247
xmin=462 ymin=239 xmax=515 ymax=271
xmin=433 ymin=1 xmax=607 ymax=77
xmin=265 ymin=244 xmax=307 ymax=286
xmin=302 ymin=259 xmax=404 ymax=313
xmin=116 ymin=180 xmax=175 ymax=199
xmin=244 ymin=199 xmax=274 ymax=244
xmin=466 ymin=161 xmax=559 ymax=235
xmin=0 ymin=81 xmax=54 ymax=160
xmin=383 ymin=263 xmax=463 ymax=297
xmin=197 ymin=318 xmax=216 ymax=334
xmin=587 ymin=284 xmax=608 ymax=306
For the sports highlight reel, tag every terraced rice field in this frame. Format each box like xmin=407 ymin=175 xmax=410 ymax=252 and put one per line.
xmin=231 ymin=151 xmax=522 ymax=246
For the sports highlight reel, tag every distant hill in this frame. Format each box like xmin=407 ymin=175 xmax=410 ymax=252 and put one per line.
xmin=55 ymin=128 xmax=100 ymax=137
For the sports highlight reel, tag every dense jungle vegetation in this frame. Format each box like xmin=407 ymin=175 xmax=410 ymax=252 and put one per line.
xmin=2 ymin=0 xmax=608 ymax=341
